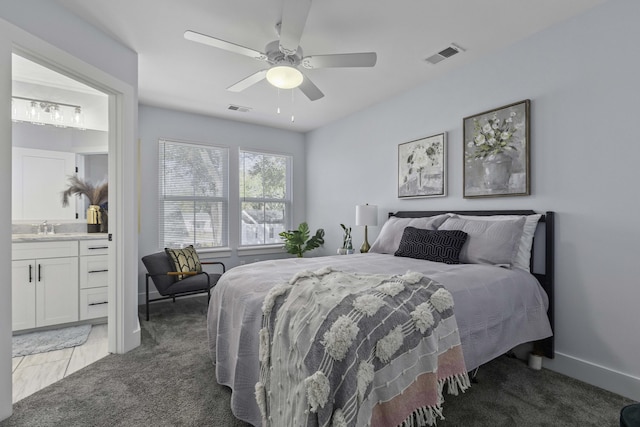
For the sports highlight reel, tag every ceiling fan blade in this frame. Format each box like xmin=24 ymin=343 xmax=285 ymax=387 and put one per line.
xmin=227 ymin=69 xmax=268 ymax=92
xmin=298 ymin=74 xmax=324 ymax=101
xmin=184 ymin=30 xmax=266 ymax=60
xmin=278 ymin=0 xmax=312 ymax=55
xmin=302 ymin=52 xmax=377 ymax=69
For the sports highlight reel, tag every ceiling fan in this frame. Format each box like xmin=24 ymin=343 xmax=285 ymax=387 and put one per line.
xmin=184 ymin=0 xmax=377 ymax=101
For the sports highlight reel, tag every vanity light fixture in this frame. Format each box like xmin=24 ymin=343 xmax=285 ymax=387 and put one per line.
xmin=11 ymin=96 xmax=84 ymax=128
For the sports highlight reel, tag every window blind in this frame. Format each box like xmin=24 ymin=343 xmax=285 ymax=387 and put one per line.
xmin=159 ymin=140 xmax=228 ymax=249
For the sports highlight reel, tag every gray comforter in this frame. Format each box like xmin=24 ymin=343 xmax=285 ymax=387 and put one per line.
xmin=207 ymin=253 xmax=552 ymax=426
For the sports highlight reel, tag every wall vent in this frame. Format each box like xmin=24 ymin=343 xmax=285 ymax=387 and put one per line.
xmin=227 ymin=104 xmax=252 ymax=113
xmin=425 ymin=43 xmax=465 ymax=65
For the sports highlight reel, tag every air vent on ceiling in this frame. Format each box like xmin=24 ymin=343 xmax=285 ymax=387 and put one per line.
xmin=227 ymin=104 xmax=252 ymax=113
xmin=425 ymin=43 xmax=465 ymax=65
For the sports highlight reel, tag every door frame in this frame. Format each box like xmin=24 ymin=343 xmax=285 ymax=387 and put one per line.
xmin=1 ymin=15 xmax=140 ymax=420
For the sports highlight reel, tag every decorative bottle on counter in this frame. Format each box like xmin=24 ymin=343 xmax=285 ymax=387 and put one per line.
xmin=87 ymin=205 xmax=101 ymax=233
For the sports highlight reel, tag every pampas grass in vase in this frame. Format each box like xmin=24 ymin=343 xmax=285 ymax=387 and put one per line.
xmin=61 ymin=176 xmax=108 ymax=233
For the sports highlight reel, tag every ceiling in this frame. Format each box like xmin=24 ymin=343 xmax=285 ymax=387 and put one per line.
xmin=51 ymin=0 xmax=606 ymax=132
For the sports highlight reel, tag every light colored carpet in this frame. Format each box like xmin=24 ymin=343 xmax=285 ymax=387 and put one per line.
xmin=12 ymin=324 xmax=92 ymax=357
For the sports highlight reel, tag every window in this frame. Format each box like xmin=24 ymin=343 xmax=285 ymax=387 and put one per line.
xmin=240 ymin=150 xmax=291 ymax=246
xmin=159 ymin=140 xmax=228 ymax=249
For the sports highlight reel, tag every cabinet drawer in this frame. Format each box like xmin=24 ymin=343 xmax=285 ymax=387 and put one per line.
xmin=79 ymin=239 xmax=109 ymax=256
xmin=80 ymin=255 xmax=108 ymax=289
xmin=12 ymin=241 xmax=78 ymax=260
xmin=80 ymin=287 xmax=108 ymax=320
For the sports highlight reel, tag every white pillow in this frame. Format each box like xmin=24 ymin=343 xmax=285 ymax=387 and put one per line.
xmin=438 ymin=216 xmax=526 ymax=267
xmin=369 ymin=214 xmax=449 ymax=254
xmin=453 ymin=213 xmax=541 ymax=271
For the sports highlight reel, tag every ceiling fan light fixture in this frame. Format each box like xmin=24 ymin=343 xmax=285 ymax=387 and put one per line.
xmin=266 ymin=65 xmax=303 ymax=89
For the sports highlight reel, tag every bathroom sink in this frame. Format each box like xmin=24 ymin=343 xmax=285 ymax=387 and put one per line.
xmin=12 ymin=232 xmax=104 ymax=241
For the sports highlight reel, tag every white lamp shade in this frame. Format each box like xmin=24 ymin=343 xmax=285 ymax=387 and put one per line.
xmin=355 ymin=204 xmax=378 ymax=226
xmin=266 ymin=65 xmax=304 ymax=89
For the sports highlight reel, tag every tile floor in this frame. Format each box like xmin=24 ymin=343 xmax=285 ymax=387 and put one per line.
xmin=11 ymin=323 xmax=109 ymax=403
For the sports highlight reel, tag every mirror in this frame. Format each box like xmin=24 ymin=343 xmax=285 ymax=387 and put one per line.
xmin=12 ymin=124 xmax=108 ymax=222
xmin=12 ymin=53 xmax=109 ymax=223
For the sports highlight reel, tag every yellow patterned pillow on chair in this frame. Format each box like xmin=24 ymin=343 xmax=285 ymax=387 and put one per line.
xmin=165 ymin=245 xmax=202 ymax=280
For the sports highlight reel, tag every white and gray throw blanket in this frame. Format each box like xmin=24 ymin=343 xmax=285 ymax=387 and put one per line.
xmin=255 ymin=267 xmax=470 ymax=427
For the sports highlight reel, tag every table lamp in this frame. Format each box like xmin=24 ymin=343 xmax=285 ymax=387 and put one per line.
xmin=355 ymin=204 xmax=378 ymax=253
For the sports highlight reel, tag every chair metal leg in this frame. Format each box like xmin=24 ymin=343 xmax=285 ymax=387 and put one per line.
xmin=146 ymin=274 xmax=150 ymax=321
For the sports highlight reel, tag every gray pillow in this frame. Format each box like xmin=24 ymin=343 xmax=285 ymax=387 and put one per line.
xmin=437 ymin=216 xmax=526 ymax=267
xmin=454 ymin=213 xmax=541 ymax=271
xmin=369 ymin=214 xmax=449 ymax=254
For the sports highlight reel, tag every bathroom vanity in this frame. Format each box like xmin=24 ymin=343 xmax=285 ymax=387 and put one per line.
xmin=11 ymin=233 xmax=109 ymax=332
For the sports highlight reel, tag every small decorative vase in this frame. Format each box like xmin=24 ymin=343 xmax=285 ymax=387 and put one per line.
xmin=99 ymin=208 xmax=108 ymax=233
xmin=482 ymin=152 xmax=513 ymax=191
xmin=87 ymin=205 xmax=101 ymax=233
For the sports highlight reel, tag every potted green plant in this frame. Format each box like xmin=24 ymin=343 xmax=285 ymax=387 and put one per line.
xmin=279 ymin=222 xmax=325 ymax=258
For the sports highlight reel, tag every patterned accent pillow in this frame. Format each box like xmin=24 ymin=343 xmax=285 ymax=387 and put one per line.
xmin=165 ymin=245 xmax=202 ymax=280
xmin=394 ymin=227 xmax=468 ymax=264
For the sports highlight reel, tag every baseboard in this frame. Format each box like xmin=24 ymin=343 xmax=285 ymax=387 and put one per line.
xmin=544 ymin=352 xmax=640 ymax=401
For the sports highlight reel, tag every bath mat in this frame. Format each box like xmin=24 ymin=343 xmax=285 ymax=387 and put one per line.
xmin=13 ymin=324 xmax=92 ymax=357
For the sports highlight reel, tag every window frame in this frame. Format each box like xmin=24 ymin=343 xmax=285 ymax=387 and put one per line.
xmin=158 ymin=138 xmax=229 ymax=251
xmin=239 ymin=148 xmax=293 ymax=248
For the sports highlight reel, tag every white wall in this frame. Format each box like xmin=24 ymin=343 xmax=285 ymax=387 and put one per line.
xmin=0 ymin=0 xmax=138 ymax=420
xmin=306 ymin=0 xmax=640 ymax=400
xmin=12 ymin=123 xmax=108 ymax=153
xmin=138 ymin=105 xmax=306 ymax=300
xmin=0 ymin=1 xmax=136 ymax=85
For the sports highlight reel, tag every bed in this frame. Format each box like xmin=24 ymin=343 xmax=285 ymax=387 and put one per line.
xmin=207 ymin=210 xmax=554 ymax=426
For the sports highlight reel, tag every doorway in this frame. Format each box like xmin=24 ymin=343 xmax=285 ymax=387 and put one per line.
xmin=10 ymin=53 xmax=111 ymax=403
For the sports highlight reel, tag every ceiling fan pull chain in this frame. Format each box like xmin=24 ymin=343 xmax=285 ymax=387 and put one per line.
xmin=290 ymin=89 xmax=295 ymax=123
xmin=277 ymin=88 xmax=281 ymax=114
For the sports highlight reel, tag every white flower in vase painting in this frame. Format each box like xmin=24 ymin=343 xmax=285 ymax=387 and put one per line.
xmin=399 ymin=136 xmax=444 ymax=197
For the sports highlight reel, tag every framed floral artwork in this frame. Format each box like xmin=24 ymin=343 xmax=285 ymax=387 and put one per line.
xmin=463 ymin=99 xmax=530 ymax=198
xmin=398 ymin=133 xmax=446 ymax=198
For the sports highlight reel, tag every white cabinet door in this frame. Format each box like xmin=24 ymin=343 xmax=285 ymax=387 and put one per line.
xmin=12 ymin=241 xmax=85 ymax=331
xmin=11 ymin=260 xmax=36 ymax=331
xmin=12 ymin=147 xmax=77 ymax=220
xmin=35 ymin=257 xmax=79 ymax=328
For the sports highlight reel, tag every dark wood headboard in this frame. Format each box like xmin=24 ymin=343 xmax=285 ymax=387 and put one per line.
xmin=390 ymin=210 xmax=555 ymax=359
